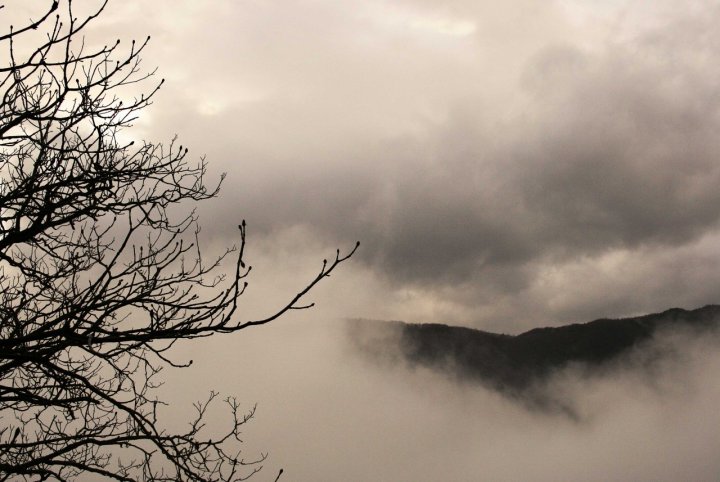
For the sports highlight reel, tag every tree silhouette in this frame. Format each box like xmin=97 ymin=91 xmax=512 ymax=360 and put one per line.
xmin=0 ymin=1 xmax=357 ymax=480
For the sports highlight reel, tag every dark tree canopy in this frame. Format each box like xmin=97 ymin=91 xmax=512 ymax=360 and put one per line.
xmin=0 ymin=1 xmax=357 ymax=480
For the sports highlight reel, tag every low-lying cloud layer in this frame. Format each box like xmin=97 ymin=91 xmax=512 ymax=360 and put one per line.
xmin=164 ymin=315 xmax=720 ymax=481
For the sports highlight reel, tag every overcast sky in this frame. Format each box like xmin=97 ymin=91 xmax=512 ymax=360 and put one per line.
xmin=82 ymin=0 xmax=720 ymax=332
xmin=7 ymin=2 xmax=720 ymax=480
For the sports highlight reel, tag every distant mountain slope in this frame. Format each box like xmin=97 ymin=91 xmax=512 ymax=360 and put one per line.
xmin=347 ymin=305 xmax=720 ymax=410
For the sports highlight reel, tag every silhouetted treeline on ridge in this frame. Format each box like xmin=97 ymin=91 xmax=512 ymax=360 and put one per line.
xmin=348 ymin=305 xmax=720 ymax=411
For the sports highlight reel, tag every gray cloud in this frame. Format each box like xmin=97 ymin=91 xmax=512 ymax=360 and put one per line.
xmin=89 ymin=1 xmax=720 ymax=329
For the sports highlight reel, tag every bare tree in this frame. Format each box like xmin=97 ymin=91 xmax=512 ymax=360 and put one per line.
xmin=0 ymin=1 xmax=357 ymax=480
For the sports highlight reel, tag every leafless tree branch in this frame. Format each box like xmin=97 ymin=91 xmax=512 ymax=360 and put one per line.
xmin=0 ymin=1 xmax=357 ymax=480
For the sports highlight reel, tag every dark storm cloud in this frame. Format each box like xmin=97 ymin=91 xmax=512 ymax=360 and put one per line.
xmin=210 ymin=11 xmax=720 ymax=291
xmin=395 ymin=39 xmax=720 ymax=285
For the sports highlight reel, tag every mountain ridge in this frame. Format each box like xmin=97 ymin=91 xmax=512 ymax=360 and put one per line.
xmin=347 ymin=305 xmax=720 ymax=411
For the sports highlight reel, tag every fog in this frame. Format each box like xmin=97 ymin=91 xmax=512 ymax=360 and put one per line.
xmin=147 ymin=240 xmax=720 ymax=481
xmin=161 ymin=310 xmax=720 ymax=481
xmin=18 ymin=0 xmax=720 ymax=479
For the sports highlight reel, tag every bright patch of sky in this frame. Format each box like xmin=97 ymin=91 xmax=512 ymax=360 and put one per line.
xmin=362 ymin=3 xmax=476 ymax=39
